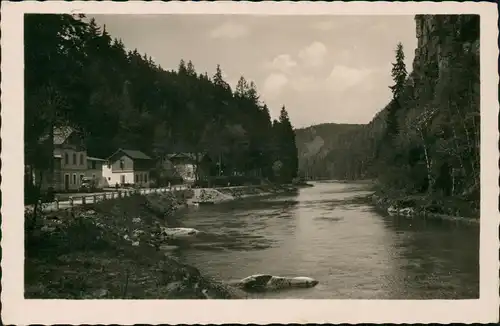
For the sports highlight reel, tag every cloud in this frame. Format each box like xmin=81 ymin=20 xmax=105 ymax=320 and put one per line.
xmin=326 ymin=65 xmax=374 ymax=91
xmin=298 ymin=41 xmax=328 ymax=67
xmin=262 ymin=73 xmax=289 ymax=98
xmin=267 ymin=54 xmax=298 ymax=73
xmin=290 ymin=75 xmax=319 ymax=92
xmin=209 ymin=22 xmax=250 ymax=39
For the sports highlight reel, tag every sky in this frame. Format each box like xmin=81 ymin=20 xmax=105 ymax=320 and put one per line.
xmin=91 ymin=14 xmax=417 ymax=128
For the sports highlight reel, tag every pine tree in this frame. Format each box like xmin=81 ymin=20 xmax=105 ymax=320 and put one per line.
xmin=389 ymin=42 xmax=408 ymax=100
xmin=178 ymin=59 xmax=187 ymax=74
xmin=275 ymin=106 xmax=298 ymax=182
xmin=386 ymin=42 xmax=407 ymax=137
xmin=212 ymin=64 xmax=230 ymax=91
xmin=235 ymin=76 xmax=249 ymax=98
xmin=247 ymin=81 xmax=259 ymax=105
xmin=186 ymin=60 xmax=196 ymax=76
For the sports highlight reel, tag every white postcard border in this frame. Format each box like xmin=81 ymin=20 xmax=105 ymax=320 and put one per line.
xmin=1 ymin=1 xmax=498 ymax=324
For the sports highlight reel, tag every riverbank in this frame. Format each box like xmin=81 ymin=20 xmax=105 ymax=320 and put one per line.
xmin=191 ymin=184 xmax=299 ymax=204
xmin=370 ymin=189 xmax=479 ymax=225
xmin=25 ymin=184 xmax=297 ymax=299
xmin=25 ymin=189 xmax=249 ymax=299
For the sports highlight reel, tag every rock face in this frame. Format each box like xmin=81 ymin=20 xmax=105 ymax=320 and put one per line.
xmin=412 ymin=14 xmax=479 ymax=97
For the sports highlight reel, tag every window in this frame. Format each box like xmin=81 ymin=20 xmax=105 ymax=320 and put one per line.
xmin=139 ymin=174 xmax=142 ymax=182
xmin=108 ymin=177 xmax=111 ymax=181
xmin=72 ymin=174 xmax=77 ymax=185
xmin=135 ymin=174 xmax=139 ymax=183
xmin=144 ymin=173 xmax=148 ymax=183
xmin=91 ymin=161 xmax=97 ymax=169
xmin=64 ymin=153 xmax=69 ymax=165
xmin=80 ymin=153 xmax=84 ymax=165
xmin=119 ymin=159 xmax=124 ymax=169
xmin=72 ymin=153 xmax=77 ymax=165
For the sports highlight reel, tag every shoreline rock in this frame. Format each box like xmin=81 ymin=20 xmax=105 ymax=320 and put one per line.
xmin=371 ymin=193 xmax=479 ymax=225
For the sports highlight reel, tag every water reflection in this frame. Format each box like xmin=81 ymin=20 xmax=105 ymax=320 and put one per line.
xmin=171 ymin=182 xmax=479 ymax=299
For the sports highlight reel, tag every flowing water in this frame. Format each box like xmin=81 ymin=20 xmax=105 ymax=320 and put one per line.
xmin=171 ymin=181 xmax=479 ymax=299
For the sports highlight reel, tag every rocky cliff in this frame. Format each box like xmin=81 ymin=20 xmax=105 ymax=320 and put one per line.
xmin=411 ymin=15 xmax=479 ymax=100
xmin=296 ymin=14 xmax=480 ymax=204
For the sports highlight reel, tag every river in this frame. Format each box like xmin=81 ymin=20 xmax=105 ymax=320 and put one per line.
xmin=171 ymin=181 xmax=479 ymax=299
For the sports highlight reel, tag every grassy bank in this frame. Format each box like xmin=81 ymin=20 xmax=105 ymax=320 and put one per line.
xmin=25 ymin=189 xmax=247 ymax=299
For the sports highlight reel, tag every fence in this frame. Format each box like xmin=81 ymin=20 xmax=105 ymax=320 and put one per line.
xmin=28 ymin=185 xmax=188 ymax=213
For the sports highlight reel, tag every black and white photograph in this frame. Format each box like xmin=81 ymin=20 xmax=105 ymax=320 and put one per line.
xmin=1 ymin=1 xmax=498 ymax=324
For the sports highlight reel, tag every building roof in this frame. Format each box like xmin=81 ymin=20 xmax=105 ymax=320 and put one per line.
xmin=53 ymin=126 xmax=75 ymax=145
xmin=166 ymin=152 xmax=205 ymax=160
xmin=108 ymin=148 xmax=152 ymax=161
xmin=87 ymin=156 xmax=106 ymax=161
xmin=38 ymin=126 xmax=76 ymax=145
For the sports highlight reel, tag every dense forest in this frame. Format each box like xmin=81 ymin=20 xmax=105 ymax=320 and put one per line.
xmin=295 ymin=15 xmax=480 ymax=213
xmin=25 ymin=14 xmax=299 ymax=187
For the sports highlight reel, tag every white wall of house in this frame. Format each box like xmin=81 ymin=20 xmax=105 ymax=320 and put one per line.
xmin=102 ymin=165 xmax=113 ymax=185
xmin=104 ymin=171 xmax=135 ymax=187
xmin=103 ymin=163 xmax=133 ymax=186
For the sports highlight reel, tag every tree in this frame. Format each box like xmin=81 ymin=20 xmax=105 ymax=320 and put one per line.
xmin=213 ymin=64 xmax=231 ymax=92
xmin=186 ymin=60 xmax=196 ymax=77
xmin=389 ymin=42 xmax=408 ymax=100
xmin=386 ymin=42 xmax=408 ymax=138
xmin=178 ymin=59 xmax=187 ymax=74
xmin=234 ymin=76 xmax=249 ymax=98
xmin=272 ymin=106 xmax=299 ymax=182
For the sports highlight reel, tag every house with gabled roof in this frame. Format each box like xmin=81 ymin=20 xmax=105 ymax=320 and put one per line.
xmin=33 ymin=126 xmax=106 ymax=192
xmin=103 ymin=148 xmax=154 ymax=187
xmin=165 ymin=152 xmax=213 ymax=183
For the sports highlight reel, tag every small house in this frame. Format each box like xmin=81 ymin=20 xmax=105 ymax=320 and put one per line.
xmin=165 ymin=152 xmax=212 ymax=183
xmin=104 ymin=149 xmax=153 ymax=187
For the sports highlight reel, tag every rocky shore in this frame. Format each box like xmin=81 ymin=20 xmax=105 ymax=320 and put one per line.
xmin=192 ymin=184 xmax=298 ymax=204
xmin=25 ymin=185 xmax=297 ymax=299
xmin=371 ymin=193 xmax=479 ymax=225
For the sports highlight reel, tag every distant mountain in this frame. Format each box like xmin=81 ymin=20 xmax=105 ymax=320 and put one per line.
xmin=294 ymin=123 xmax=363 ymax=179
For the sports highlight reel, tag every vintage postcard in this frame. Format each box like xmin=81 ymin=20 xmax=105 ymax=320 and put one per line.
xmin=1 ymin=0 xmax=499 ymax=324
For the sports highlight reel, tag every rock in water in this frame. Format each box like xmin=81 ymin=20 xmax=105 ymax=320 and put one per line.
xmin=229 ymin=274 xmax=319 ymax=292
xmin=228 ymin=274 xmax=274 ymax=292
xmin=266 ymin=276 xmax=319 ymax=290
xmin=160 ymin=227 xmax=200 ymax=240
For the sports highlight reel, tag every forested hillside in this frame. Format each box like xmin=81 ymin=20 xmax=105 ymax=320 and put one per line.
xmin=295 ymin=123 xmax=363 ymax=179
xmin=25 ymin=14 xmax=298 ymax=184
xmin=295 ymin=15 xmax=480 ymax=213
